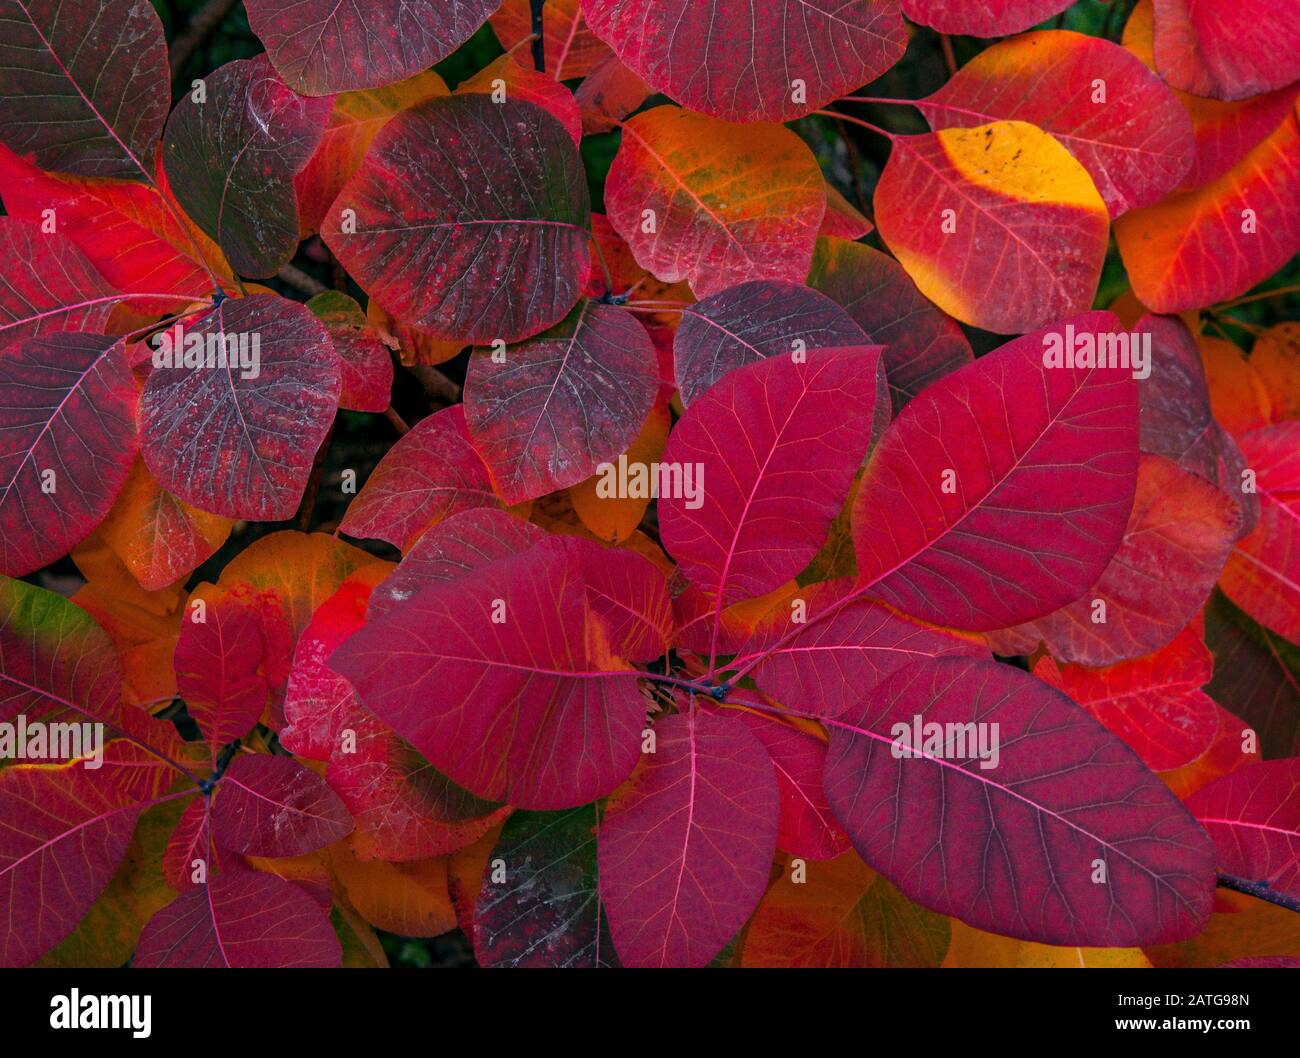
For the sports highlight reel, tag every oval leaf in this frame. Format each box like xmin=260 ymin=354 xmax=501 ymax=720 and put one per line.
xmin=246 ymin=0 xmax=497 ymax=95
xmin=162 ymin=55 xmax=333 ymax=278
xmin=852 ymin=313 xmax=1139 ymax=632
xmin=917 ymin=30 xmax=1194 ymax=216
xmin=599 ymin=708 xmax=779 ymax=967
xmin=0 ymin=0 xmax=168 ymax=181
xmin=673 ymin=280 xmax=868 ymax=407
xmin=824 ymin=656 xmax=1217 ymax=946
xmin=0 ymin=332 xmax=136 ymax=576
xmin=581 ymin=0 xmax=906 ymax=122
xmin=324 ymin=94 xmax=591 ymax=344
xmin=874 ymin=121 xmax=1110 ymax=334
xmin=661 ymin=345 xmax=881 ymax=607
xmin=465 ymin=300 xmax=658 ymax=504
xmin=138 ymin=294 xmax=341 ymax=522
xmin=605 ymin=106 xmax=826 ymax=298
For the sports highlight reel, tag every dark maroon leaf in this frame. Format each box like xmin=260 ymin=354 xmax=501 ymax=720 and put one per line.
xmin=580 ymin=0 xmax=907 ymax=122
xmin=162 ymin=55 xmax=332 ymax=277
xmin=323 ymin=94 xmax=591 ymax=344
xmin=0 ymin=332 xmax=136 ymax=576
xmin=0 ymin=0 xmax=168 ymax=181
xmin=807 ymin=236 xmax=974 ymax=413
xmin=246 ymin=0 xmax=499 ymax=95
xmin=211 ymin=753 xmax=353 ymax=857
xmin=673 ymin=280 xmax=868 ymax=407
xmin=823 ymin=657 xmax=1217 ymax=946
xmin=138 ymin=294 xmax=341 ymax=521
xmin=464 ymin=300 xmax=658 ymax=504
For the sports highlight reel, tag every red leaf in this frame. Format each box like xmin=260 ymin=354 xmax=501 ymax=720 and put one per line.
xmin=661 ymin=346 xmax=881 ymax=608
xmin=900 ymin=0 xmax=1073 ymax=37
xmin=0 ymin=146 xmax=231 ymax=304
xmin=327 ymin=713 xmax=507 ymax=862
xmin=457 ymin=53 xmax=584 ymax=145
xmin=138 ymin=294 xmax=341 ymax=522
xmin=0 ymin=763 xmax=156 ymax=965
xmin=0 ymin=332 xmax=136 ymax=576
xmin=134 ymin=865 xmax=342 ymax=967
xmin=0 ymin=218 xmax=120 ymax=347
xmin=1187 ymin=758 xmax=1300 ymax=901
xmin=672 ymin=280 xmax=868 ymax=407
xmin=851 ymin=313 xmax=1139 ymax=632
xmin=330 ymin=538 xmax=649 ymax=808
xmin=734 ymin=707 xmax=849 ymax=861
xmin=1220 ymin=422 xmax=1300 ymax=643
xmin=807 ymin=236 xmax=973 ymax=413
xmin=824 ymin=657 xmax=1217 ymax=945
xmin=211 ymin=754 xmax=353 ymax=857
xmin=246 ymin=0 xmax=498 ymax=95
xmin=1122 ymin=0 xmax=1300 ymax=191
xmin=576 ymin=53 xmax=650 ymax=135
xmin=580 ymin=0 xmax=906 ymax=123
xmin=162 ymin=55 xmax=333 ymax=278
xmin=464 ymin=300 xmax=659 ymax=504
xmin=604 ymin=106 xmax=826 ymax=297
xmin=339 ymin=405 xmax=500 ymax=551
xmin=554 ymin=536 xmax=674 ymax=663
xmin=599 ymin=708 xmax=778 ymax=967
xmin=323 ymin=94 xmax=591 ymax=344
xmin=0 ymin=0 xmax=168 ymax=181
xmin=988 ymin=455 xmax=1240 ymax=665
xmin=306 ymin=291 xmax=393 ymax=413
xmin=917 ymin=30 xmax=1194 ymax=216
xmin=282 ymin=575 xmax=378 ymax=760
xmin=873 ymin=122 xmax=1110 ymax=334
xmin=1151 ymin=0 xmax=1300 ymax=101
xmin=731 ymin=579 xmax=985 ymax=718
xmin=1034 ymin=623 xmax=1220 ymax=772
xmin=162 ymin=797 xmax=226 ymax=891
xmin=0 ymin=577 xmax=122 ymax=729
xmin=173 ymin=596 xmax=270 ymax=751
xmin=368 ymin=508 xmax=545 ymax=620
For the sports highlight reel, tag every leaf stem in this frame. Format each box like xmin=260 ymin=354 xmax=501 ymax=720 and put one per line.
xmin=940 ymin=34 xmax=958 ymax=77
xmin=1213 ymin=284 xmax=1300 ymax=311
xmin=1217 ymin=873 xmax=1300 ymax=914
xmin=277 ymin=262 xmax=329 ymax=297
xmin=296 ymin=417 xmax=336 ymax=531
xmin=813 ymin=109 xmax=896 ymax=142
xmin=530 ymin=0 xmax=546 ymax=73
xmin=382 ymin=406 xmax=410 ymax=435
